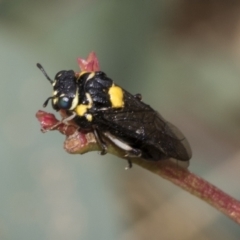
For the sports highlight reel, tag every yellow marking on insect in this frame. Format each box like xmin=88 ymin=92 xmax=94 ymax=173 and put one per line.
xmin=69 ymin=88 xmax=79 ymax=110
xmin=86 ymin=72 xmax=95 ymax=81
xmin=74 ymin=92 xmax=93 ymax=119
xmin=77 ymin=71 xmax=87 ymax=78
xmin=86 ymin=114 xmax=93 ymax=122
xmin=85 ymin=93 xmax=93 ymax=105
xmin=75 ymin=104 xmax=88 ymax=116
xmin=53 ymin=90 xmax=58 ymax=96
xmin=53 ymin=97 xmax=58 ymax=105
xmin=77 ymin=71 xmax=95 ymax=80
xmin=108 ymin=85 xmax=124 ymax=108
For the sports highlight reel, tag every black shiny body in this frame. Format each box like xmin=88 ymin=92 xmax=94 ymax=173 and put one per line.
xmin=78 ymin=71 xmax=113 ymax=108
xmin=74 ymin=72 xmax=191 ymax=161
xmin=38 ymin=63 xmax=191 ymax=162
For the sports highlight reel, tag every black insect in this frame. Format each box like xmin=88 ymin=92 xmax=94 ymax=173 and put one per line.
xmin=37 ymin=63 xmax=192 ymax=168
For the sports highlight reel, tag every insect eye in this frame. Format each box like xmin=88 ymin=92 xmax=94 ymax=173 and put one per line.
xmin=58 ymin=96 xmax=72 ymax=109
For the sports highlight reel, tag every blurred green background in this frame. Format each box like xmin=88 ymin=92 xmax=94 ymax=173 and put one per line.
xmin=1 ymin=0 xmax=240 ymax=239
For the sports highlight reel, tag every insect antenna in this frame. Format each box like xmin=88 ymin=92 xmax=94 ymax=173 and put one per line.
xmin=36 ymin=63 xmax=54 ymax=84
xmin=43 ymin=96 xmax=55 ymax=108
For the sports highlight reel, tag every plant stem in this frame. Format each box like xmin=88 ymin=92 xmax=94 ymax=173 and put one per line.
xmin=132 ymin=159 xmax=240 ymax=225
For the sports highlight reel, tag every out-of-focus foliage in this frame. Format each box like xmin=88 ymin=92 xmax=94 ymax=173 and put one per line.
xmin=1 ymin=1 xmax=240 ymax=239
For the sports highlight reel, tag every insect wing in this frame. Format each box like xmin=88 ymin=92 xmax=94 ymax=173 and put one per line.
xmin=152 ymin=115 xmax=192 ymax=161
xmin=95 ymin=90 xmax=191 ymax=161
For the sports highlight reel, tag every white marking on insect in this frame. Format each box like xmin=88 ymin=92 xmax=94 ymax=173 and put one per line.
xmin=103 ymin=132 xmax=133 ymax=151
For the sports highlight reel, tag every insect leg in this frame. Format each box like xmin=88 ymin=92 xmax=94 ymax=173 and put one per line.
xmin=41 ymin=112 xmax=77 ymax=132
xmin=125 ymin=159 xmax=133 ymax=170
xmin=93 ymin=126 xmax=108 ymax=155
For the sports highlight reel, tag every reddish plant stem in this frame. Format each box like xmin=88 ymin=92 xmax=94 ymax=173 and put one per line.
xmin=137 ymin=160 xmax=240 ymax=225
xmin=167 ymin=169 xmax=240 ymax=224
